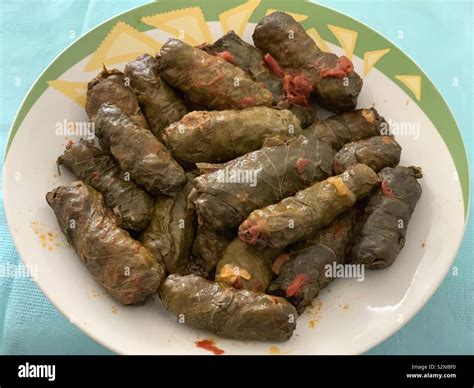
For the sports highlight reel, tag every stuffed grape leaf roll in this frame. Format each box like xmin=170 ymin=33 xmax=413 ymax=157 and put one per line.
xmin=162 ymin=107 xmax=302 ymax=163
xmin=203 ymin=31 xmax=285 ymax=102
xmin=350 ymin=166 xmax=422 ymax=269
xmin=202 ymin=31 xmax=315 ymax=127
xmin=282 ymin=103 xmax=315 ymax=129
xmin=160 ymin=274 xmax=297 ymax=341
xmin=85 ymin=67 xmax=148 ymax=128
xmin=333 ymin=136 xmax=401 ymax=174
xmin=253 ymin=12 xmax=362 ymax=113
xmin=156 ymin=39 xmax=273 ymax=110
xmin=46 ymin=182 xmax=165 ymax=305
xmin=303 ymin=109 xmax=386 ymax=150
xmin=140 ymin=180 xmax=196 ymax=274
xmin=188 ymin=225 xmax=233 ymax=278
xmin=57 ymin=140 xmax=153 ymax=231
xmin=124 ymin=54 xmax=187 ymax=137
xmin=215 ymin=239 xmax=279 ymax=292
xmin=190 ymin=135 xmax=334 ymax=230
xmin=93 ymin=103 xmax=187 ymax=196
xmin=267 ymin=210 xmax=357 ymax=313
xmin=239 ymin=164 xmax=380 ymax=249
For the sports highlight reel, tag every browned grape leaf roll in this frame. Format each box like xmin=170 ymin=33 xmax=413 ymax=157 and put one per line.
xmin=156 ymin=39 xmax=273 ymax=110
xmin=140 ymin=180 xmax=196 ymax=274
xmin=46 ymin=182 xmax=165 ymax=305
xmin=203 ymin=31 xmax=285 ymax=101
xmin=162 ymin=107 xmax=302 ymax=163
xmin=215 ymin=238 xmax=280 ymax=292
xmin=93 ymin=103 xmax=187 ymax=196
xmin=159 ymin=274 xmax=297 ymax=341
xmin=333 ymin=136 xmax=401 ymax=174
xmin=202 ymin=30 xmax=315 ymax=127
xmin=253 ymin=12 xmax=362 ymax=113
xmin=267 ymin=210 xmax=358 ymax=313
xmin=57 ymin=140 xmax=153 ymax=231
xmin=283 ymin=103 xmax=316 ymax=129
xmin=190 ymin=135 xmax=334 ymax=231
xmin=238 ymin=164 xmax=380 ymax=249
xmin=85 ymin=67 xmax=148 ymax=128
xmin=303 ymin=108 xmax=386 ymax=150
xmin=350 ymin=166 xmax=422 ymax=269
xmin=188 ymin=225 xmax=233 ymax=278
xmin=124 ymin=54 xmax=188 ymax=137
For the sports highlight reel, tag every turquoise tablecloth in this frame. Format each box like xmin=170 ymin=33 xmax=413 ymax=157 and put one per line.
xmin=0 ymin=0 xmax=472 ymax=355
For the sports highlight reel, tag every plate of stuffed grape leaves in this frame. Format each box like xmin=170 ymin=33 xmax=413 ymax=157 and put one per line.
xmin=3 ymin=0 xmax=469 ymax=355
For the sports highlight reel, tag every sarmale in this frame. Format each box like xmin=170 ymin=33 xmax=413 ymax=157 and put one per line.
xmin=203 ymin=31 xmax=314 ymax=127
xmin=46 ymin=182 xmax=165 ymax=305
xmin=267 ymin=210 xmax=357 ymax=313
xmin=140 ymin=180 xmax=196 ymax=274
xmin=57 ymin=140 xmax=153 ymax=231
xmin=202 ymin=31 xmax=285 ymax=103
xmin=163 ymin=107 xmax=302 ymax=163
xmin=188 ymin=225 xmax=233 ymax=278
xmin=93 ymin=104 xmax=187 ymax=196
xmin=253 ymin=12 xmax=362 ymax=113
xmin=85 ymin=67 xmax=147 ymax=128
xmin=333 ymin=136 xmax=401 ymax=174
xmin=156 ymin=39 xmax=273 ymax=110
xmin=215 ymin=239 xmax=279 ymax=292
xmin=191 ymin=135 xmax=334 ymax=230
xmin=303 ymin=109 xmax=386 ymax=150
xmin=160 ymin=274 xmax=297 ymax=341
xmin=124 ymin=54 xmax=187 ymax=137
xmin=350 ymin=166 xmax=422 ymax=269
xmin=239 ymin=164 xmax=380 ymax=249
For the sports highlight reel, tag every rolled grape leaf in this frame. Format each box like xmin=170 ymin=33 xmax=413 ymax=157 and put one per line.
xmin=46 ymin=182 xmax=165 ymax=305
xmin=333 ymin=136 xmax=401 ymax=174
xmin=124 ymin=54 xmax=187 ymax=137
xmin=303 ymin=109 xmax=386 ymax=150
xmin=281 ymin=102 xmax=315 ymax=129
xmin=239 ymin=164 xmax=380 ymax=249
xmin=350 ymin=166 xmax=422 ymax=269
xmin=215 ymin=239 xmax=279 ymax=292
xmin=156 ymin=39 xmax=273 ymax=110
xmin=85 ymin=67 xmax=148 ymax=128
xmin=57 ymin=140 xmax=153 ymax=231
xmin=162 ymin=107 xmax=302 ymax=163
xmin=159 ymin=274 xmax=297 ymax=341
xmin=140 ymin=180 xmax=196 ymax=274
xmin=203 ymin=30 xmax=286 ymax=103
xmin=202 ymin=30 xmax=314 ymax=127
xmin=93 ymin=103 xmax=187 ymax=196
xmin=267 ymin=210 xmax=358 ymax=313
xmin=253 ymin=12 xmax=363 ymax=113
xmin=188 ymin=225 xmax=233 ymax=278
xmin=190 ymin=135 xmax=334 ymax=230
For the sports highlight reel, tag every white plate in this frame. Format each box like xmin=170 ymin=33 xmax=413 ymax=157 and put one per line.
xmin=3 ymin=0 xmax=469 ymax=354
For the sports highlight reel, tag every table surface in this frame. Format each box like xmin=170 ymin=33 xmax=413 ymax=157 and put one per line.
xmin=0 ymin=0 xmax=472 ymax=355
